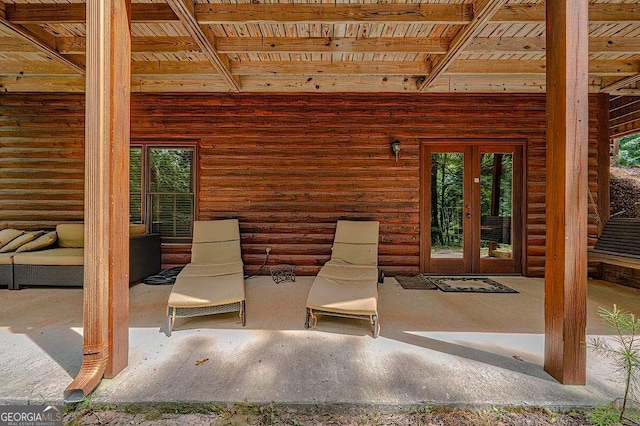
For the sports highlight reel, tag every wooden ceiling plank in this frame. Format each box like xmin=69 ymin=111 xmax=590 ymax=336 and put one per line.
xmin=601 ymin=73 xmax=640 ymax=93
xmin=0 ymin=36 xmax=40 ymax=53
xmin=493 ymin=4 xmax=640 ymax=24
xmin=195 ymin=4 xmax=473 ymax=25
xmin=6 ymin=3 xmax=178 ymax=24
xmin=216 ymin=37 xmax=449 ymax=54
xmin=0 ymin=18 xmax=84 ymax=74
xmin=165 ymin=0 xmax=239 ymax=91
xmin=419 ymin=0 xmax=507 ymax=92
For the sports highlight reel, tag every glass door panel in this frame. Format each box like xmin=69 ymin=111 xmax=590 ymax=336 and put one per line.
xmin=430 ymin=153 xmax=465 ymax=260
xmin=480 ymin=153 xmax=513 ymax=260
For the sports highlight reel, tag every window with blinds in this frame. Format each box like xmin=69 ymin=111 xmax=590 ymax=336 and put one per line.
xmin=148 ymin=147 xmax=194 ymax=239
xmin=130 ymin=147 xmax=143 ymax=224
xmin=129 ymin=146 xmax=195 ymax=240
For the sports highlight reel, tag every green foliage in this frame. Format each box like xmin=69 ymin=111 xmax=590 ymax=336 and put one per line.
xmin=149 ymin=148 xmax=193 ymax=193
xmin=618 ymin=133 xmax=640 ymax=166
xmin=431 ymin=153 xmax=465 ymax=248
xmin=128 ymin=147 xmax=194 ymax=237
xmin=430 ymin=152 xmax=513 ymax=251
xmin=589 ymin=404 xmax=623 ymax=426
xmin=590 ymin=304 xmax=640 ymax=423
xmin=129 ymin=147 xmax=143 ymax=223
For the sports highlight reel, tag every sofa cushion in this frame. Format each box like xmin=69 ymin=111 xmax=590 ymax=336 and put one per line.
xmin=0 ymin=229 xmax=24 ymax=249
xmin=0 ymin=231 xmax=43 ymax=253
xmin=130 ymin=224 xmax=146 ymax=236
xmin=56 ymin=224 xmax=84 ymax=248
xmin=0 ymin=253 xmax=14 ymax=265
xmin=13 ymin=247 xmax=84 ymax=266
xmin=16 ymin=231 xmax=58 ymax=253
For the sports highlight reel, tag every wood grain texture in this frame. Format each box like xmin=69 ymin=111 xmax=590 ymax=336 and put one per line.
xmin=84 ymin=0 xmax=131 ymax=380
xmin=0 ymin=93 xmax=602 ymax=278
xmin=544 ymin=0 xmax=589 ymax=385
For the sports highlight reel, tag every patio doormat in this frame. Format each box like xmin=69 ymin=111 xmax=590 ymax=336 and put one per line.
xmin=395 ymin=275 xmax=438 ymax=290
xmin=142 ymin=266 xmax=184 ymax=285
xmin=426 ymin=276 xmax=518 ymax=293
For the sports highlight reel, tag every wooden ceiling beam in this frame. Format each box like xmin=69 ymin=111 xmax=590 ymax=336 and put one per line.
xmin=132 ymin=61 xmax=216 ymax=75
xmin=0 ymin=75 xmax=616 ymax=94
xmin=56 ymin=36 xmax=200 ymax=55
xmin=5 ymin=58 xmax=636 ymax=79
xmin=493 ymin=3 xmax=640 ymax=23
xmin=165 ymin=0 xmax=239 ymax=92
xmin=47 ymin=35 xmax=450 ymax=55
xmin=418 ymin=0 xmax=507 ymax=92
xmin=448 ymin=59 xmax=640 ymax=77
xmin=216 ymin=37 xmax=449 ymax=54
xmin=467 ymin=37 xmax=640 ymax=55
xmin=0 ymin=12 xmax=84 ymax=74
xmin=5 ymin=3 xmax=178 ymax=24
xmin=229 ymin=60 xmax=431 ymax=76
xmin=195 ymin=3 xmax=473 ymax=24
xmin=8 ymin=2 xmax=637 ymax=26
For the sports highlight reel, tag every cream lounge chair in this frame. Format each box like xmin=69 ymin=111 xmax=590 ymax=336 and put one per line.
xmin=166 ymin=219 xmax=245 ymax=336
xmin=305 ymin=220 xmax=381 ymax=337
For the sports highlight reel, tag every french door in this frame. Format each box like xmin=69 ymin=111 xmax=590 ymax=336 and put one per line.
xmin=421 ymin=142 xmax=523 ymax=275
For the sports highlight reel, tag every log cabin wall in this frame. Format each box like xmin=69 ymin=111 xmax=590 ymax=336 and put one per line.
xmin=0 ymin=93 xmax=603 ymax=277
xmin=0 ymin=95 xmax=85 ymax=229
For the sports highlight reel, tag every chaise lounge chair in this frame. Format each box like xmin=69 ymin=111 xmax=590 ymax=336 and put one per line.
xmin=166 ymin=219 xmax=246 ymax=336
xmin=305 ymin=220 xmax=381 ymax=337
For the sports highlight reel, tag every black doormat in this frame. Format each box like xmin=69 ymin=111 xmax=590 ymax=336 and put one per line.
xmin=142 ymin=266 xmax=184 ymax=285
xmin=395 ymin=275 xmax=438 ymax=290
xmin=426 ymin=276 xmax=518 ymax=293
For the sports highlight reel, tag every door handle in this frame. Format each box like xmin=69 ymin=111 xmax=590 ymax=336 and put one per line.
xmin=467 ymin=213 xmax=472 ymax=218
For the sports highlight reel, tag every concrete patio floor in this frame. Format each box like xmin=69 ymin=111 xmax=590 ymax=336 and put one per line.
xmin=1 ymin=276 xmax=640 ymax=408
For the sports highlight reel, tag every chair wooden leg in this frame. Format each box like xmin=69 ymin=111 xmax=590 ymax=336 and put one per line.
xmin=241 ymin=300 xmax=246 ymax=326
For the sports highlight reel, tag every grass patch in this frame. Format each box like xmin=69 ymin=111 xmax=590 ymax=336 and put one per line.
xmin=63 ymin=402 xmax=593 ymax=425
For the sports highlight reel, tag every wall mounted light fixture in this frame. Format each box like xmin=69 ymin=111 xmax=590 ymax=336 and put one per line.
xmin=391 ymin=140 xmax=401 ymax=161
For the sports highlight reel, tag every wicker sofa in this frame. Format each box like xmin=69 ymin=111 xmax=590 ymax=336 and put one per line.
xmin=0 ymin=253 xmax=13 ymax=288
xmin=4 ymin=224 xmax=161 ymax=290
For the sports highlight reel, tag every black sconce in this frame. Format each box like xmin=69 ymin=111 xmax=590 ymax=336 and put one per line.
xmin=391 ymin=140 xmax=401 ymax=161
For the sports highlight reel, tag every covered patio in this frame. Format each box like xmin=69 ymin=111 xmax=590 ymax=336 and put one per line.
xmin=1 ymin=0 xmax=640 ymax=403
xmin=1 ymin=276 xmax=639 ymax=407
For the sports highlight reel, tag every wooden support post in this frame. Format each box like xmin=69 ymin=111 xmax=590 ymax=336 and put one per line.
xmin=544 ymin=0 xmax=589 ymax=385
xmin=85 ymin=0 xmax=131 ymax=379
xmin=64 ymin=0 xmax=131 ymax=401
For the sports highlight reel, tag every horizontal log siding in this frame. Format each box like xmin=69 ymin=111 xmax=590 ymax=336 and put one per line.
xmin=0 ymin=95 xmax=85 ymax=229
xmin=0 ymin=93 xmax=602 ymax=276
